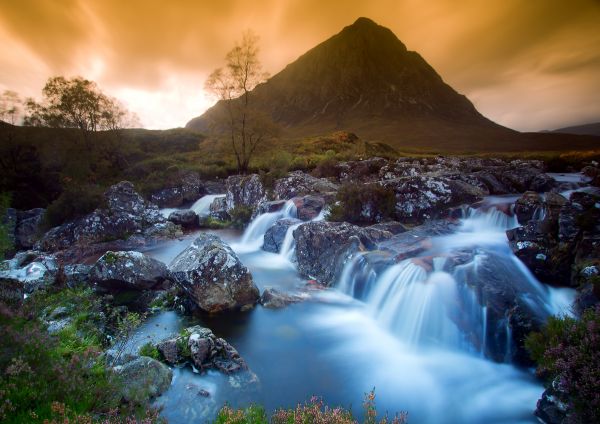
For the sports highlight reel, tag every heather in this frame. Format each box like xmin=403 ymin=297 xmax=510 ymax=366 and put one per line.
xmin=526 ymin=306 xmax=600 ymax=422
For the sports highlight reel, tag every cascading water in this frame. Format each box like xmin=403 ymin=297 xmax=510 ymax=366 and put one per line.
xmin=235 ymin=200 xmax=297 ymax=252
xmin=191 ymin=194 xmax=225 ymax=217
xmin=336 ymin=202 xmax=574 ymax=361
xmin=278 ymin=208 xmax=327 ymax=261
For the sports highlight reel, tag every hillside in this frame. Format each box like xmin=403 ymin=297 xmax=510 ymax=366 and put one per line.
xmin=548 ymin=122 xmax=600 ymax=136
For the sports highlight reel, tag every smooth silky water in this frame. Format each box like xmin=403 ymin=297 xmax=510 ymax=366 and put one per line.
xmin=137 ymin=195 xmax=575 ymax=423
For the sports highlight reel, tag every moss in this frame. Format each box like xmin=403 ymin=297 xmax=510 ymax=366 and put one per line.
xmin=103 ymin=251 xmax=119 ymax=265
xmin=201 ymin=217 xmax=233 ymax=229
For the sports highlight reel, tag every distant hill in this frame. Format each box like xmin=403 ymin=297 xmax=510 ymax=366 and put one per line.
xmin=547 ymin=122 xmax=600 ymax=137
xmin=187 ymin=17 xmax=599 ymax=152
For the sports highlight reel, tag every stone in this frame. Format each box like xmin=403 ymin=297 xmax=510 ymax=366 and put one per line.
xmin=514 ymin=191 xmax=544 ymax=225
xmin=169 ymin=234 xmax=259 ymax=313
xmin=260 ymin=287 xmax=307 ymax=309
xmin=89 ymin=251 xmax=170 ymax=292
xmin=263 ymin=218 xmax=302 ymax=253
xmin=293 ymin=221 xmax=392 ymax=285
xmin=168 ymin=210 xmax=200 ymax=229
xmin=292 ymin=195 xmax=325 ymax=221
xmin=225 ymin=174 xmax=267 ymax=212
xmin=15 ymin=208 xmax=45 ymax=249
xmin=209 ymin=196 xmax=229 ymax=220
xmin=114 ymin=356 xmax=173 ymax=403
xmin=274 ymin=171 xmax=338 ymax=200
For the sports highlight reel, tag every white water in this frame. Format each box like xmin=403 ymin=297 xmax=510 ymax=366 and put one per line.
xmin=233 ymin=200 xmax=297 ymax=253
xmin=191 ymin=194 xmax=225 ymax=217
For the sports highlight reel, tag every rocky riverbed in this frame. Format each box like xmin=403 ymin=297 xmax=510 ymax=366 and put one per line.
xmin=1 ymin=155 xmax=599 ymax=423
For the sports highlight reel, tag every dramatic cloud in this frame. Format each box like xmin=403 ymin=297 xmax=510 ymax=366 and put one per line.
xmin=0 ymin=0 xmax=599 ymax=130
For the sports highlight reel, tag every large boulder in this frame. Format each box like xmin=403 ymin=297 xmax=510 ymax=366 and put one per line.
xmin=263 ymin=218 xmax=302 ymax=253
xmin=114 ymin=356 xmax=172 ymax=403
xmin=169 ymin=234 xmax=259 ymax=313
xmin=293 ymin=221 xmax=392 ymax=285
xmin=225 ymin=174 xmax=267 ymax=212
xmin=90 ymin=251 xmax=170 ymax=292
xmin=37 ymin=181 xmax=175 ymax=253
xmin=168 ymin=210 xmax=200 ymax=229
xmin=274 ymin=171 xmax=338 ymax=200
xmin=381 ymin=176 xmax=485 ymax=223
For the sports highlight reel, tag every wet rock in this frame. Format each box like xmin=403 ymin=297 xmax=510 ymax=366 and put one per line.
xmin=114 ymin=356 xmax=173 ymax=403
xmin=472 ymin=171 xmax=510 ymax=195
xmin=90 ymin=251 xmax=170 ymax=292
xmin=534 ymin=378 xmax=570 ymax=424
xmin=293 ymin=221 xmax=392 ymax=285
xmin=156 ymin=338 xmax=182 ymax=364
xmin=168 ymin=210 xmax=200 ymax=229
xmin=260 ymin=287 xmax=307 ymax=309
xmin=558 ymin=204 xmax=582 ymax=243
xmin=169 ymin=234 xmax=259 ymax=313
xmin=514 ymin=191 xmax=544 ymax=225
xmin=209 ymin=196 xmax=229 ymax=220
xmin=15 ymin=208 xmax=45 ymax=249
xmin=63 ymin=264 xmax=91 ymax=288
xmin=254 ymin=200 xmax=287 ymax=216
xmin=544 ymin=192 xmax=568 ymax=219
xmin=225 ymin=174 xmax=267 ymax=212
xmin=292 ymin=195 xmax=325 ymax=221
xmin=0 ymin=251 xmax=58 ymax=293
xmin=37 ymin=181 xmax=175 ymax=253
xmin=274 ymin=171 xmax=338 ymax=200
xmin=263 ymin=218 xmax=302 ymax=253
xmin=530 ymin=173 xmax=556 ymax=192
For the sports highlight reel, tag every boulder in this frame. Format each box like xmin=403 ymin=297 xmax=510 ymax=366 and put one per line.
xmin=293 ymin=221 xmax=392 ymax=285
xmin=514 ymin=191 xmax=544 ymax=225
xmin=0 ymin=250 xmax=58 ymax=293
xmin=114 ymin=356 xmax=173 ymax=403
xmin=254 ymin=200 xmax=287 ymax=216
xmin=370 ymin=221 xmax=407 ymax=235
xmin=63 ymin=264 xmax=91 ymax=288
xmin=274 ymin=171 xmax=338 ymax=200
xmin=472 ymin=171 xmax=510 ymax=195
xmin=168 ymin=210 xmax=200 ymax=229
xmin=263 ymin=218 xmax=302 ymax=253
xmin=534 ymin=379 xmax=570 ymax=424
xmin=225 ymin=174 xmax=267 ymax=212
xmin=155 ymin=325 xmax=249 ymax=374
xmin=90 ymin=251 xmax=170 ymax=292
xmin=37 ymin=181 xmax=174 ymax=253
xmin=15 ymin=208 xmax=45 ymax=249
xmin=292 ymin=195 xmax=325 ymax=221
xmin=338 ymin=157 xmax=388 ymax=182
xmin=169 ymin=234 xmax=259 ymax=313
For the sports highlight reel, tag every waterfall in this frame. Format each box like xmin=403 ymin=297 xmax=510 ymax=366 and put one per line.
xmin=237 ymin=200 xmax=297 ymax=251
xmin=277 ymin=208 xmax=326 ymax=260
xmin=191 ymin=194 xmax=225 ymax=217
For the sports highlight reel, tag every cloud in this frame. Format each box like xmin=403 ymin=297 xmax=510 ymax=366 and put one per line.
xmin=0 ymin=0 xmax=599 ymax=130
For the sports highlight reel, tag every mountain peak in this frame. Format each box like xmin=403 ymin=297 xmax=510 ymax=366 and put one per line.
xmin=351 ymin=17 xmax=378 ymax=27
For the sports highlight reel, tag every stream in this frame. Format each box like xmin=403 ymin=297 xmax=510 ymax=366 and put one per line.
xmin=129 ymin=193 xmax=574 ymax=423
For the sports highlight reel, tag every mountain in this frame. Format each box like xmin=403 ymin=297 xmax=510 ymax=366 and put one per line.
xmin=547 ymin=122 xmax=600 ymax=137
xmin=187 ymin=17 xmax=599 ymax=152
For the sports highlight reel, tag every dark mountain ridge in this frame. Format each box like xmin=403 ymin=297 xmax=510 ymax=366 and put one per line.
xmin=188 ymin=17 xmax=597 ymax=151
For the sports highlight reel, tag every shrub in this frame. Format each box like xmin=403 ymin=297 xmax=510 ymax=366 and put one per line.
xmin=525 ymin=306 xmax=600 ymax=422
xmin=229 ymin=205 xmax=254 ymax=229
xmin=139 ymin=342 xmax=161 ymax=361
xmin=328 ymin=183 xmax=396 ymax=224
xmin=312 ymin=157 xmax=340 ymax=178
xmin=44 ymin=184 xmax=106 ymax=228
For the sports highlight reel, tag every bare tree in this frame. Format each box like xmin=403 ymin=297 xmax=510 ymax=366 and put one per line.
xmin=0 ymin=90 xmax=22 ymax=125
xmin=205 ymin=31 xmax=276 ymax=174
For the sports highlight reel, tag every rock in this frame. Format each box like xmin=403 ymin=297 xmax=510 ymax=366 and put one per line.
xmin=169 ymin=234 xmax=259 ymax=313
xmin=534 ymin=378 xmax=570 ymax=424
xmin=544 ymin=192 xmax=568 ymax=219
xmin=0 ymin=251 xmax=58 ymax=293
xmin=63 ymin=264 xmax=92 ymax=288
xmin=155 ymin=325 xmax=249 ymax=374
xmin=274 ymin=171 xmax=338 ymax=200
xmin=293 ymin=221 xmax=392 ymax=285
xmin=225 ymin=174 xmax=267 ymax=212
xmin=150 ymin=170 xmax=203 ymax=208
xmin=381 ymin=176 xmax=484 ymax=223
xmin=263 ymin=218 xmax=302 ymax=253
xmin=114 ymin=356 xmax=173 ymax=403
xmin=472 ymin=171 xmax=510 ymax=195
xmin=0 ymin=277 xmax=23 ymax=307
xmin=514 ymin=191 xmax=544 ymax=225
xmin=338 ymin=157 xmax=388 ymax=182
xmin=157 ymin=338 xmax=182 ymax=364
xmin=168 ymin=210 xmax=200 ymax=229
xmin=15 ymin=208 xmax=45 ymax=249
xmin=292 ymin=195 xmax=325 ymax=221
xmin=558 ymin=204 xmax=582 ymax=243
xmin=37 ymin=181 xmax=174 ymax=253
xmin=254 ymin=200 xmax=287 ymax=216
xmin=209 ymin=196 xmax=229 ymax=220
xmin=260 ymin=287 xmax=307 ymax=309
xmin=530 ymin=173 xmax=556 ymax=192
xmin=90 ymin=251 xmax=170 ymax=292
xmin=370 ymin=221 xmax=407 ymax=235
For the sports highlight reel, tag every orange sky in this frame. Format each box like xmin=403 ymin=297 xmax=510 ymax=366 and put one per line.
xmin=1 ymin=0 xmax=599 ymax=131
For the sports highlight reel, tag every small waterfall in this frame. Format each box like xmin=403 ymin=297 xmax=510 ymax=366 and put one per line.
xmin=277 ymin=208 xmax=326 ymax=260
xmin=337 ymin=253 xmax=378 ymax=299
xmin=238 ymin=200 xmax=297 ymax=251
xmin=191 ymin=194 xmax=225 ymax=217
xmin=532 ymin=205 xmax=547 ymax=221
xmin=463 ymin=206 xmax=518 ymax=231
